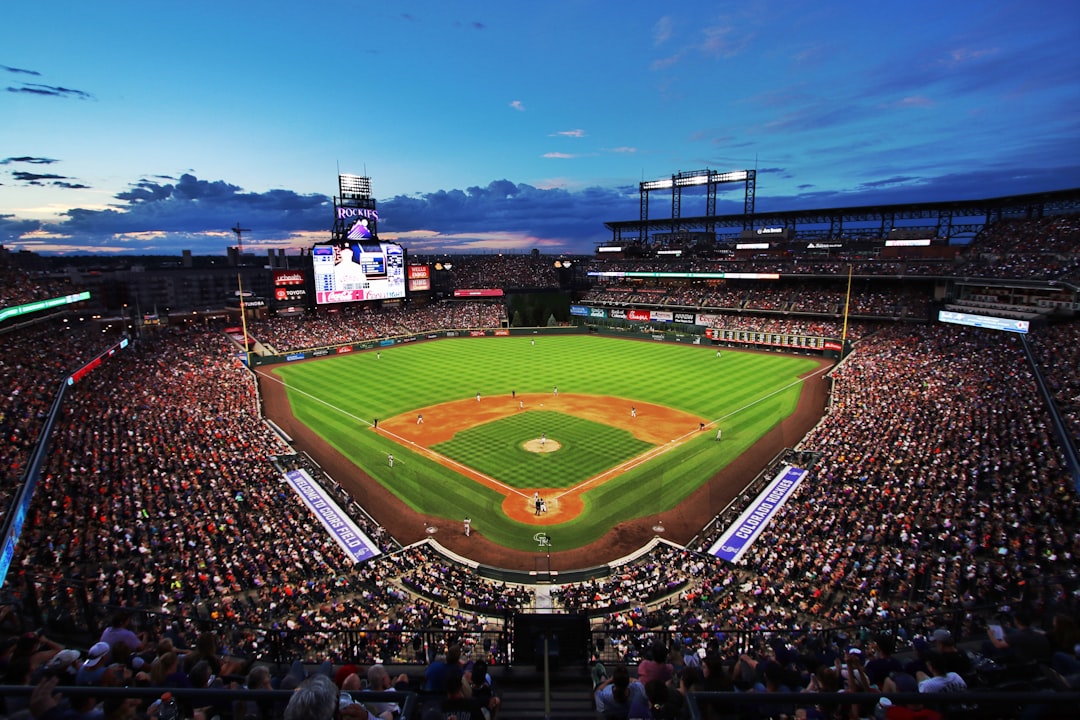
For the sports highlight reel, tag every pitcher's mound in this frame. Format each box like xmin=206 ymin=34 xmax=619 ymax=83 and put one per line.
xmin=523 ymin=438 xmax=561 ymax=453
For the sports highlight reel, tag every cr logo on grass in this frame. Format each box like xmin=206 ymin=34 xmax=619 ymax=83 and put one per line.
xmin=533 ymin=532 xmax=552 ymax=548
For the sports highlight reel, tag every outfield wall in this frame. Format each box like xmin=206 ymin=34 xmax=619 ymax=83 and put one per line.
xmin=245 ymin=319 xmax=837 ymax=368
xmin=248 ymin=325 xmax=584 ymax=367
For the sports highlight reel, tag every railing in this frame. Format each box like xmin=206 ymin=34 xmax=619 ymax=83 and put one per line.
xmin=0 ymin=686 xmax=418 ymax=720
xmin=684 ymin=690 xmax=1080 ymax=720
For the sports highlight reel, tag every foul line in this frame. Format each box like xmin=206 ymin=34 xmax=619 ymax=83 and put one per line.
xmin=256 ymin=369 xmax=527 ymax=497
xmin=553 ymin=363 xmax=832 ymax=501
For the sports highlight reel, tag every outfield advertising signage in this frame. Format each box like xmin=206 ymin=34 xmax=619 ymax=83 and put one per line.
xmin=570 ymin=305 xmax=589 ymax=317
xmin=589 ymin=307 xmax=607 ymax=318
xmin=673 ymin=312 xmax=697 ymax=325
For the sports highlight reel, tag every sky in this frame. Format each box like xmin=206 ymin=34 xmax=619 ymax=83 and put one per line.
xmin=2 ymin=0 xmax=1079 ymax=257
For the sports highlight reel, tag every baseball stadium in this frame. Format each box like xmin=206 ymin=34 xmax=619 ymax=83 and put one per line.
xmin=2 ymin=179 xmax=1080 ymax=717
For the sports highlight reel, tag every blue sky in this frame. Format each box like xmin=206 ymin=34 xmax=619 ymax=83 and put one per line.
xmin=2 ymin=1 xmax=1079 ymax=256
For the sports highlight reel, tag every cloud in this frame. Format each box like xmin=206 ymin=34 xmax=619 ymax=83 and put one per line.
xmin=53 ymin=173 xmax=331 ymax=244
xmin=6 ymin=83 xmax=94 ymax=100
xmin=895 ymin=96 xmax=935 ymax=108
xmin=552 ymin=129 xmax=586 ymax=138
xmin=1 ymin=156 xmax=58 ymax=165
xmin=10 ymin=170 xmax=89 ymax=189
xmin=542 ymin=152 xmax=577 ymax=159
xmin=650 ymin=54 xmax=681 ymax=71
xmin=0 ymin=213 xmax=44 ymax=243
xmin=605 ymin=147 xmax=637 ymax=154
xmin=5 ymin=173 xmax=630 ymax=255
xmin=0 ymin=64 xmax=40 ymax=76
xmin=653 ymin=16 xmax=674 ymax=46
xmin=378 ymin=179 xmax=634 ymax=253
xmin=9 ymin=159 xmax=1079 ymax=258
xmin=649 ymin=13 xmax=756 ymax=73
xmin=509 ymin=100 xmax=525 ymax=111
xmin=699 ymin=23 xmax=752 ymax=60
xmin=942 ymin=47 xmax=1001 ymax=66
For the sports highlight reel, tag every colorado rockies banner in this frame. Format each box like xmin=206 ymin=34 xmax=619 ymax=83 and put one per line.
xmin=284 ymin=469 xmax=381 ymax=562
xmin=707 ymin=465 xmax=808 ymax=563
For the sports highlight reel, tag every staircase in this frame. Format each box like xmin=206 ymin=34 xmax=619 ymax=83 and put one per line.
xmin=491 ymin=665 xmax=595 ymax=720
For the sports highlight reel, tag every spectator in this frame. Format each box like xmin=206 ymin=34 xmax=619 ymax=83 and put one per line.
xmin=637 ymin=640 xmax=674 ymax=687
xmin=75 ymin=642 xmax=111 ymax=687
xmin=99 ymin=613 xmax=146 ymax=656
xmin=286 ymin=673 xmax=352 ymax=720
xmin=364 ymin=664 xmax=409 ymax=719
xmin=916 ymin=653 xmax=968 ymax=693
xmin=986 ymin=611 xmax=1052 ymax=665
xmin=422 ymin=666 xmax=484 ymax=720
xmin=464 ymin=658 xmax=500 ymax=720
xmin=594 ymin=664 xmax=644 ymax=719
xmin=865 ymin=634 xmax=903 ymax=689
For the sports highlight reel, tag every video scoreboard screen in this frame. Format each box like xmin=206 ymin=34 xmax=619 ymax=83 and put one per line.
xmin=312 ymin=241 xmax=405 ymax=305
xmin=938 ymin=310 xmax=1030 ymax=334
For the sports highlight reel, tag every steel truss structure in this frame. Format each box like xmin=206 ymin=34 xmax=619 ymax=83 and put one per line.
xmin=606 ymin=184 xmax=1080 ymax=247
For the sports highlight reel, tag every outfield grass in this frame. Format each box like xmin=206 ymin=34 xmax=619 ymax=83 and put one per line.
xmin=272 ymin=334 xmax=820 ymax=552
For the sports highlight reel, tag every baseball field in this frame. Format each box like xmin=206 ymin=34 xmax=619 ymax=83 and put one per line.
xmin=260 ymin=334 xmax=827 ymax=563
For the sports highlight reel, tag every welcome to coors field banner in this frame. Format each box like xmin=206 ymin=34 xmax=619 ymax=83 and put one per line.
xmin=283 ymin=469 xmax=381 ymax=563
xmin=707 ymin=465 xmax=808 ymax=563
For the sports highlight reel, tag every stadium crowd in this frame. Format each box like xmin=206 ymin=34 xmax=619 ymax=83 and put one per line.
xmin=1028 ymin=321 xmax=1080 ymax=448
xmin=580 ymin=281 xmax=930 ymax=320
xmin=246 ymin=302 xmax=506 ymax=353
xmin=0 ymin=316 xmax=117 ymax=526
xmin=414 ymin=254 xmax=562 ymax=291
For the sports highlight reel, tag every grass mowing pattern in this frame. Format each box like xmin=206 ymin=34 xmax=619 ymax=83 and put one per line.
xmin=273 ymin=335 xmax=821 ymax=552
xmin=432 ymin=411 xmax=654 ymax=489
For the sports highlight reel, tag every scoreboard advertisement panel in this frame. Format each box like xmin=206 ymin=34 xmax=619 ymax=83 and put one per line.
xmin=408 ymin=264 xmax=431 ymax=292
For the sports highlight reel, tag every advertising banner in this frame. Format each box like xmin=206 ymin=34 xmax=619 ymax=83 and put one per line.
xmin=627 ymin=309 xmax=651 ymax=322
xmin=273 ymin=270 xmax=306 ymax=286
xmin=454 ymin=289 xmax=504 ymax=298
xmin=283 ymin=470 xmax=380 ymax=562
xmin=708 ymin=465 xmax=808 ymax=563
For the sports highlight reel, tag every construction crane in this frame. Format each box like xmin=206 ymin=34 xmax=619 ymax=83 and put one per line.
xmin=231 ymin=223 xmax=251 ymax=254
